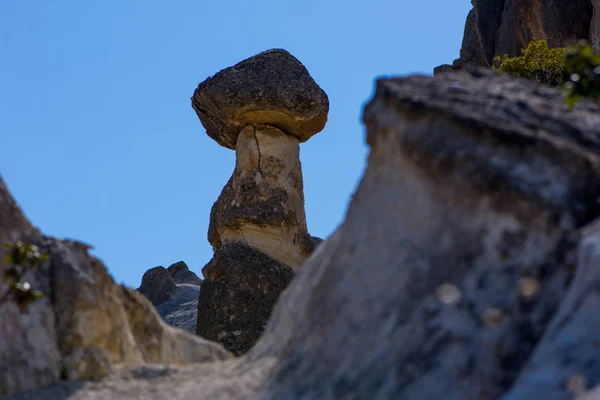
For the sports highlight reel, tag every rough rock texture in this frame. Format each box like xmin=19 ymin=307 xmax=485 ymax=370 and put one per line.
xmin=136 ymin=262 xmax=202 ymax=333
xmin=444 ymin=0 xmax=596 ymax=70
xmin=9 ymin=69 xmax=600 ymax=400
xmin=193 ymin=50 xmax=328 ymax=357
xmin=137 ymin=266 xmax=177 ymax=304
xmin=197 ymin=243 xmax=294 ymax=356
xmin=191 ymin=48 xmax=329 ymax=149
xmin=0 ymin=177 xmax=232 ymax=398
xmin=252 ymin=69 xmax=600 ymax=399
xmin=504 ymin=218 xmax=600 ymax=398
xmin=207 ymin=124 xmax=314 ymax=269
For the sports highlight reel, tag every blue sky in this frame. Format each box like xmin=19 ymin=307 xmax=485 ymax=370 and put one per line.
xmin=0 ymin=1 xmax=472 ymax=288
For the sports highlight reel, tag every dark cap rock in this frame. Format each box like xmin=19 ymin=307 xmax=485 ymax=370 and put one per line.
xmin=191 ymin=48 xmax=329 ymax=149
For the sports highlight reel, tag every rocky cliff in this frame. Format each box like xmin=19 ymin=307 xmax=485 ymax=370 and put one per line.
xmin=436 ymin=0 xmax=599 ymax=73
xmin=5 ymin=67 xmax=600 ymax=399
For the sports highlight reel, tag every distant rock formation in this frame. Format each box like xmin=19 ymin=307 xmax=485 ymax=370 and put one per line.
xmin=0 ymin=179 xmax=230 ymax=398
xmin=9 ymin=67 xmax=600 ymax=400
xmin=137 ymin=261 xmax=202 ymax=334
xmin=435 ymin=0 xmax=599 ymax=73
xmin=191 ymin=49 xmax=328 ymax=355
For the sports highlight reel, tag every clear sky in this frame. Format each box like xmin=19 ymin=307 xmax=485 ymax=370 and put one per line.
xmin=0 ymin=1 xmax=472 ymax=288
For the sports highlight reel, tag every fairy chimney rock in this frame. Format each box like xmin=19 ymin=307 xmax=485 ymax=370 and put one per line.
xmin=192 ymin=49 xmax=329 ymax=269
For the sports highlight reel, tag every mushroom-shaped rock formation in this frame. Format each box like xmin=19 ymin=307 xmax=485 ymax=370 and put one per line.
xmin=192 ymin=49 xmax=327 ymax=355
xmin=192 ymin=48 xmax=329 ymax=149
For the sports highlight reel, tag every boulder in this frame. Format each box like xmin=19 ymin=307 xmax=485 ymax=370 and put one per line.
xmin=191 ymin=49 xmax=329 ymax=149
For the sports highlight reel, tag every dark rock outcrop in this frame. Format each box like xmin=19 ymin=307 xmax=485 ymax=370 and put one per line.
xmin=439 ymin=0 xmax=598 ymax=71
xmin=197 ymin=243 xmax=294 ymax=356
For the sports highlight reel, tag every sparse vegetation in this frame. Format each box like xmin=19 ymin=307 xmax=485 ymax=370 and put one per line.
xmin=563 ymin=41 xmax=600 ymax=109
xmin=493 ymin=39 xmax=567 ymax=86
xmin=1 ymin=241 xmax=47 ymax=312
xmin=494 ymin=39 xmax=600 ymax=109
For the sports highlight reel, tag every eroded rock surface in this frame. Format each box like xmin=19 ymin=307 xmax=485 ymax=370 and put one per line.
xmin=207 ymin=124 xmax=313 ymax=268
xmin=0 ymin=177 xmax=231 ymax=398
xmin=193 ymin=49 xmax=327 ymax=356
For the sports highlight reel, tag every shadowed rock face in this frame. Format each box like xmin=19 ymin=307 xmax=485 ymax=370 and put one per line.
xmin=192 ymin=49 xmax=329 ymax=149
xmin=197 ymin=243 xmax=293 ymax=356
xmin=448 ymin=0 xmax=595 ymax=69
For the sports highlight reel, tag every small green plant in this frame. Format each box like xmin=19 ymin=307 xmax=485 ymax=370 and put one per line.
xmin=1 ymin=241 xmax=47 ymax=311
xmin=563 ymin=41 xmax=600 ymax=109
xmin=493 ymin=39 xmax=567 ymax=86
xmin=494 ymin=39 xmax=600 ymax=109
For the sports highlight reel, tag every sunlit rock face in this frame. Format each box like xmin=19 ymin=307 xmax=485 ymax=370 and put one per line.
xmin=207 ymin=124 xmax=313 ymax=269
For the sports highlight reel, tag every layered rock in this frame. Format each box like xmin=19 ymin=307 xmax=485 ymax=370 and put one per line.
xmin=191 ymin=49 xmax=328 ymax=355
xmin=0 ymin=177 xmax=231 ymax=398
xmin=438 ymin=0 xmax=597 ymax=71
